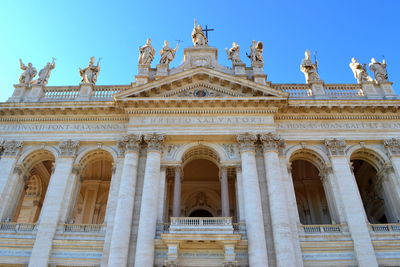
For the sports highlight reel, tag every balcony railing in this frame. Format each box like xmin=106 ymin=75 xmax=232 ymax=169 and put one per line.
xmin=63 ymin=224 xmax=106 ymax=233
xmin=0 ymin=222 xmax=37 ymax=232
xmin=371 ymin=223 xmax=400 ymax=233
xmin=168 ymin=217 xmax=234 ymax=234
xmin=299 ymin=224 xmax=343 ymax=234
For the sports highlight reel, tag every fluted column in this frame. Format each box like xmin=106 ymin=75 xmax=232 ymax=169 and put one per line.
xmin=220 ymin=167 xmax=230 ymax=217
xmin=325 ymin=139 xmax=378 ymax=267
xmin=260 ymin=133 xmax=299 ymax=267
xmin=107 ymin=134 xmax=141 ymax=266
xmin=134 ymin=133 xmax=164 ymax=267
xmin=0 ymin=141 xmax=24 ymax=220
xmin=29 ymin=140 xmax=79 ymax=267
xmin=172 ymin=167 xmax=182 ymax=217
xmin=236 ymin=133 xmax=269 ymax=267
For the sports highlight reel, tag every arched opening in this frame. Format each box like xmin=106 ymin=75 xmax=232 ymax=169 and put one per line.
xmin=189 ymin=209 xmax=213 ymax=217
xmin=71 ymin=150 xmax=113 ymax=224
xmin=291 ymin=159 xmax=331 ymax=224
xmin=13 ymin=150 xmax=55 ymax=223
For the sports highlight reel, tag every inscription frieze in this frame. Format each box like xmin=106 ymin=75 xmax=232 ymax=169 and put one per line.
xmin=130 ymin=116 xmax=272 ymax=125
xmin=278 ymin=121 xmax=400 ymax=130
xmin=0 ymin=123 xmax=126 ymax=132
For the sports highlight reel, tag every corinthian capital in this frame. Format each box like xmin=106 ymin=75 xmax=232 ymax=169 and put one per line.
xmin=118 ymin=134 xmax=141 ymax=155
xmin=144 ymin=133 xmax=165 ymax=152
xmin=260 ymin=133 xmax=285 ymax=152
xmin=59 ymin=140 xmax=79 ymax=157
xmin=384 ymin=138 xmax=400 ymax=156
xmin=2 ymin=140 xmax=23 ymax=156
xmin=236 ymin=133 xmax=257 ymax=152
xmin=325 ymin=138 xmax=346 ymax=156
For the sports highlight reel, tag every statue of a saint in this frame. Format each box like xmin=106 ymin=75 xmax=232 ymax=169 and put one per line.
xmin=300 ymin=50 xmax=320 ymax=83
xmin=192 ymin=20 xmax=208 ymax=46
xmin=369 ymin=58 xmax=388 ymax=83
xmin=247 ymin=40 xmax=264 ymax=65
xmin=138 ymin=38 xmax=156 ymax=65
xmin=19 ymin=59 xmax=37 ymax=85
xmin=79 ymin=57 xmax=101 ymax=84
xmin=349 ymin=58 xmax=372 ymax=83
xmin=225 ymin=42 xmax=243 ymax=65
xmin=159 ymin=40 xmax=178 ymax=65
xmin=33 ymin=58 xmax=56 ymax=85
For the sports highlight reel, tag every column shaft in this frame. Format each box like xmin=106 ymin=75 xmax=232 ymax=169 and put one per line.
xmin=157 ymin=167 xmax=167 ymax=223
xmin=235 ymin=167 xmax=245 ymax=222
xmin=107 ymin=134 xmax=141 ymax=266
xmin=220 ymin=167 xmax=230 ymax=217
xmin=172 ymin=167 xmax=181 ymax=217
xmin=237 ymin=134 xmax=269 ymax=267
xmin=134 ymin=134 xmax=164 ymax=267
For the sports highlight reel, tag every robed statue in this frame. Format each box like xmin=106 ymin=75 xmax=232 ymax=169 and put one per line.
xmin=369 ymin=58 xmax=388 ymax=83
xmin=300 ymin=50 xmax=320 ymax=83
xmin=32 ymin=58 xmax=56 ymax=85
xmin=138 ymin=38 xmax=156 ymax=65
xmin=225 ymin=42 xmax=243 ymax=65
xmin=19 ymin=59 xmax=37 ymax=84
xmin=159 ymin=40 xmax=178 ymax=65
xmin=349 ymin=58 xmax=372 ymax=83
xmin=247 ymin=40 xmax=264 ymax=65
xmin=192 ymin=20 xmax=208 ymax=46
xmin=79 ymin=57 xmax=101 ymax=84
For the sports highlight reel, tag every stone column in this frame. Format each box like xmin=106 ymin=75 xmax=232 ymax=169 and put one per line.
xmin=29 ymin=140 xmax=79 ymax=267
xmin=260 ymin=133 xmax=299 ymax=267
xmin=58 ymin=163 xmax=81 ymax=223
xmin=235 ymin=167 xmax=245 ymax=222
xmin=107 ymin=135 xmax=141 ymax=267
xmin=220 ymin=167 xmax=230 ymax=217
xmin=134 ymin=133 xmax=164 ymax=267
xmin=157 ymin=166 xmax=167 ymax=223
xmin=383 ymin=138 xmax=400 ymax=220
xmin=236 ymin=133 xmax=269 ymax=267
xmin=172 ymin=167 xmax=182 ymax=217
xmin=0 ymin=141 xmax=24 ymax=220
xmin=325 ymin=139 xmax=378 ymax=267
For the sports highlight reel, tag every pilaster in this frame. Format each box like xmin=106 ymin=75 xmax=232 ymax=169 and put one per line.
xmin=236 ymin=133 xmax=269 ymax=267
xmin=324 ymin=138 xmax=378 ymax=267
xmin=29 ymin=140 xmax=79 ymax=267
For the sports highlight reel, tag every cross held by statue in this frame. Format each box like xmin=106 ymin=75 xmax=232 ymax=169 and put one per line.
xmin=202 ymin=25 xmax=214 ymax=39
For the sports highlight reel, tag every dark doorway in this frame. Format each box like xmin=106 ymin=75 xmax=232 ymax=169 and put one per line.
xmin=189 ymin=209 xmax=213 ymax=217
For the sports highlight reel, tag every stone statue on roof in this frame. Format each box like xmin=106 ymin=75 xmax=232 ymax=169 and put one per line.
xmin=18 ymin=59 xmax=37 ymax=85
xmin=32 ymin=58 xmax=56 ymax=85
xmin=159 ymin=40 xmax=178 ymax=65
xmin=300 ymin=50 xmax=320 ymax=83
xmin=369 ymin=58 xmax=388 ymax=83
xmin=247 ymin=40 xmax=264 ymax=65
xmin=192 ymin=19 xmax=208 ymax=46
xmin=79 ymin=57 xmax=101 ymax=84
xmin=225 ymin=42 xmax=243 ymax=65
xmin=349 ymin=58 xmax=372 ymax=83
xmin=138 ymin=38 xmax=156 ymax=65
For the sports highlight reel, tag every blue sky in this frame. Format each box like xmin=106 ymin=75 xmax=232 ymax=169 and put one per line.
xmin=0 ymin=0 xmax=399 ymax=102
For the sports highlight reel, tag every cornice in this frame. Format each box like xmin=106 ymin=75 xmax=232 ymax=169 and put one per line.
xmin=0 ymin=115 xmax=128 ymax=123
xmin=126 ymin=107 xmax=278 ymax=115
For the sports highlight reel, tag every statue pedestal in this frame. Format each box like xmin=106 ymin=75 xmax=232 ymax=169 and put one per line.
xmin=8 ymin=84 xmax=28 ymax=102
xmin=233 ymin=63 xmax=246 ymax=77
xmin=184 ymin=46 xmax=218 ymax=69
xmin=378 ymin=81 xmax=396 ymax=98
xmin=310 ymin=80 xmax=325 ymax=97
xmin=136 ymin=64 xmax=151 ymax=85
xmin=156 ymin=64 xmax=169 ymax=80
xmin=361 ymin=81 xmax=379 ymax=98
xmin=77 ymin=83 xmax=94 ymax=101
xmin=25 ymin=84 xmax=45 ymax=102
xmin=251 ymin=62 xmax=266 ymax=85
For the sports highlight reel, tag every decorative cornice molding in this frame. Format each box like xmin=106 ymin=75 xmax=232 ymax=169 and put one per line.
xmin=384 ymin=138 xmax=400 ymax=156
xmin=59 ymin=140 xmax=79 ymax=157
xmin=260 ymin=133 xmax=285 ymax=153
xmin=325 ymin=138 xmax=346 ymax=156
xmin=2 ymin=140 xmax=23 ymax=156
xmin=144 ymin=133 xmax=165 ymax=152
xmin=236 ymin=133 xmax=257 ymax=153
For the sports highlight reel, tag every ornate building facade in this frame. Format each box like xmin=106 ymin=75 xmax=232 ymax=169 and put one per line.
xmin=0 ymin=25 xmax=399 ymax=267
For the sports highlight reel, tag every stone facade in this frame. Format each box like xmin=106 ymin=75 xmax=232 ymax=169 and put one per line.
xmin=0 ymin=36 xmax=400 ymax=267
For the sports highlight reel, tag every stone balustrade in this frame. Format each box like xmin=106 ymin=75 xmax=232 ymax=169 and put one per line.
xmin=299 ymin=224 xmax=343 ymax=234
xmin=168 ymin=217 xmax=234 ymax=234
xmin=0 ymin=222 xmax=37 ymax=232
xmin=63 ymin=224 xmax=106 ymax=233
xmin=370 ymin=223 xmax=400 ymax=232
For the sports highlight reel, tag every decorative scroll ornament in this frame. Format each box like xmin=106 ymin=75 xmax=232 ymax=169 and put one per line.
xmin=59 ymin=140 xmax=79 ymax=157
xmin=259 ymin=133 xmax=285 ymax=152
xmin=324 ymin=138 xmax=346 ymax=156
xmin=384 ymin=138 xmax=400 ymax=156
xmin=236 ymin=133 xmax=257 ymax=152
xmin=2 ymin=140 xmax=23 ymax=156
xmin=144 ymin=133 xmax=165 ymax=152
xmin=118 ymin=134 xmax=141 ymax=155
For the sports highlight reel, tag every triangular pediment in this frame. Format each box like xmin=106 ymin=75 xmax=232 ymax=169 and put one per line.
xmin=114 ymin=67 xmax=288 ymax=100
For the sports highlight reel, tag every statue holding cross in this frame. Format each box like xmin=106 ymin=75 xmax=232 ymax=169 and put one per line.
xmin=192 ymin=19 xmax=209 ymax=47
